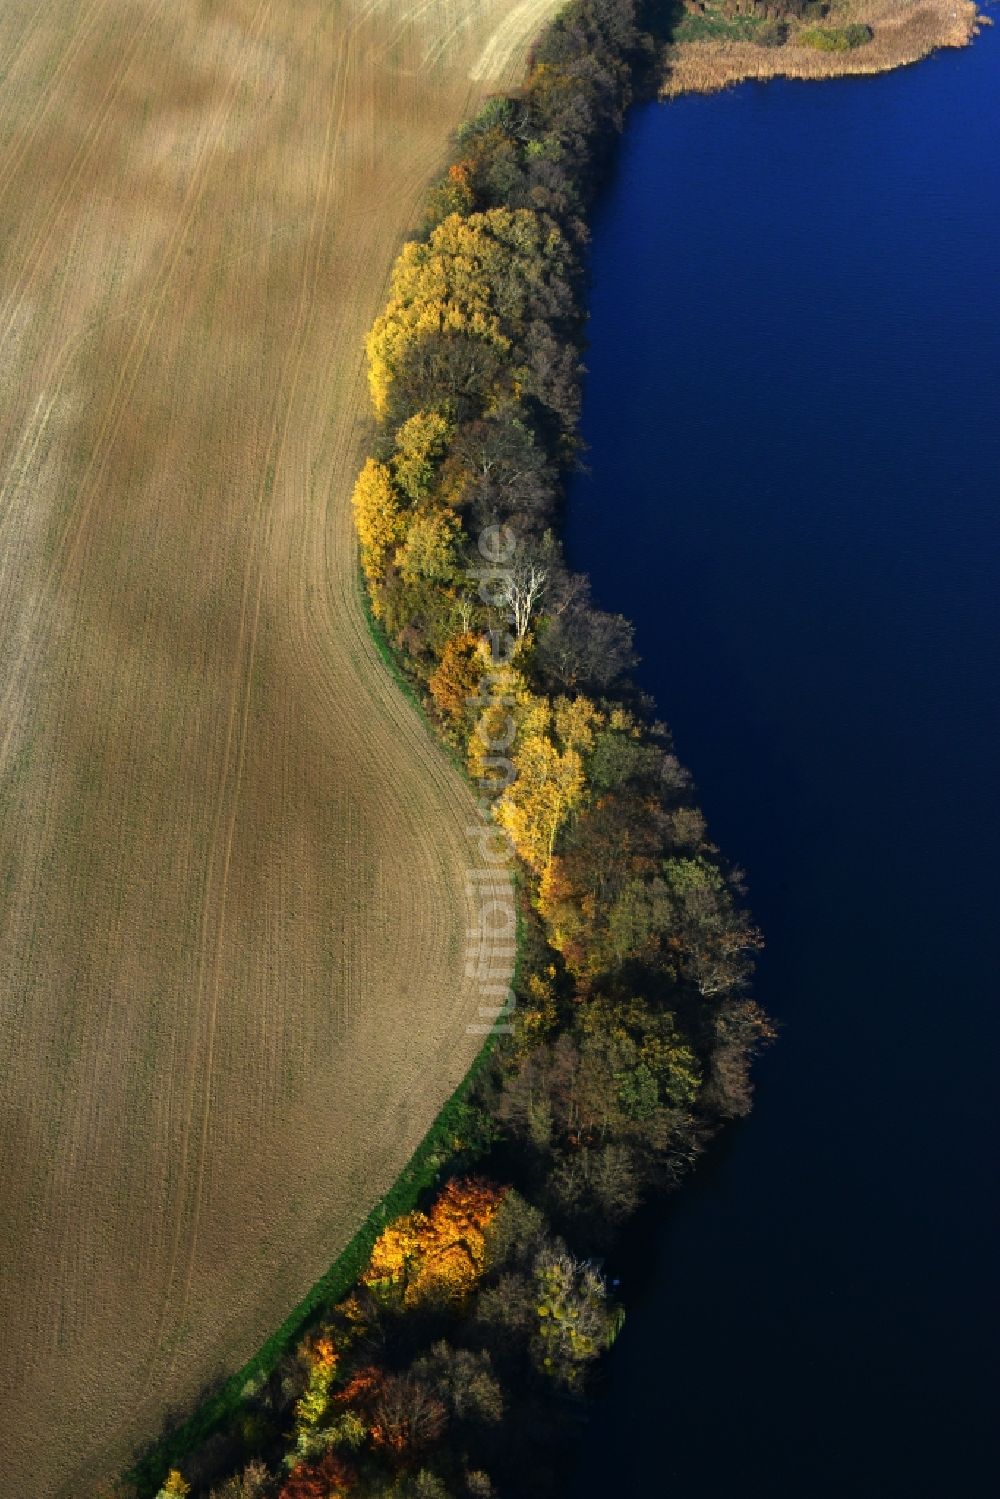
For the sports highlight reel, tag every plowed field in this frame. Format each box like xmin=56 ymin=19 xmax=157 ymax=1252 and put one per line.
xmin=0 ymin=2 xmax=557 ymax=1492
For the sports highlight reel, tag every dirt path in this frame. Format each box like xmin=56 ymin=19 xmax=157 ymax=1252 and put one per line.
xmin=0 ymin=2 xmax=559 ymax=1493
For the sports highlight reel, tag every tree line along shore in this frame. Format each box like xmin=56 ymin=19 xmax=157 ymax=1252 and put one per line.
xmin=137 ymin=4 xmax=770 ymax=1496
xmin=135 ymin=0 xmax=981 ymax=1495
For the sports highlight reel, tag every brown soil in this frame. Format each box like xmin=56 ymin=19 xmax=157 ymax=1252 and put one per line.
xmin=0 ymin=3 xmax=560 ymax=1494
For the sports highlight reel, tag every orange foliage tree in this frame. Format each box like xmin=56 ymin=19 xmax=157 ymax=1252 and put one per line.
xmin=369 ymin=1373 xmax=448 ymax=1456
xmin=278 ymin=1452 xmax=352 ymax=1499
xmin=428 ymin=631 xmax=485 ymax=725
xmin=362 ymin=1178 xmax=505 ymax=1306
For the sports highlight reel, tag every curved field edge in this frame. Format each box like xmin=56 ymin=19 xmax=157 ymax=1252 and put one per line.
xmin=126 ymin=572 xmax=515 ymax=1498
xmin=0 ymin=3 xmax=563 ymax=1496
xmin=126 ymin=1025 xmax=504 ymax=1497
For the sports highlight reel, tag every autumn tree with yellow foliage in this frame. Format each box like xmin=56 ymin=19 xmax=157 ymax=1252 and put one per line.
xmin=393 ymin=410 xmax=454 ymax=503
xmin=351 ymin=459 xmax=404 ymax=600
xmin=365 ymin=209 xmax=574 ymax=422
xmin=490 ymin=694 xmax=600 ymax=876
xmin=155 ymin=1472 xmax=190 ymax=1499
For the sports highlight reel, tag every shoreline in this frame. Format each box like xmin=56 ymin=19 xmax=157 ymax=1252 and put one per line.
xmin=662 ymin=0 xmax=983 ymax=96
xmin=121 ymin=2 xmax=982 ymax=1492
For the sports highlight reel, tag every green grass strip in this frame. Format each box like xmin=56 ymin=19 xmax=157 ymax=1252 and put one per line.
xmin=130 ymin=567 xmax=518 ymax=1494
xmin=128 ymin=1039 xmax=498 ymax=1496
xmin=355 ymin=567 xmax=424 ymax=716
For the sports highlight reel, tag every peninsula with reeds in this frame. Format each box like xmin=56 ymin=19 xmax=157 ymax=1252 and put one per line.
xmin=664 ymin=0 xmax=982 ymax=95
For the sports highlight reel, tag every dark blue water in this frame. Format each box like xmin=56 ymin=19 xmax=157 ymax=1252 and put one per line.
xmin=567 ymin=25 xmax=1000 ymax=1498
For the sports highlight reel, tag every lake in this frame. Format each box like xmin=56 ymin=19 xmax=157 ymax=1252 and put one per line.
xmin=566 ymin=23 xmax=1000 ymax=1497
